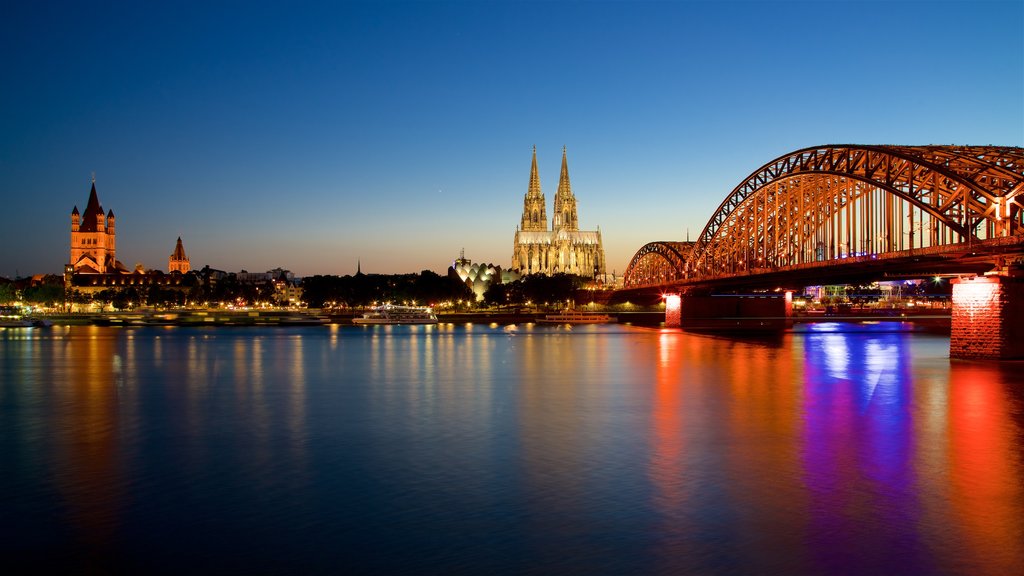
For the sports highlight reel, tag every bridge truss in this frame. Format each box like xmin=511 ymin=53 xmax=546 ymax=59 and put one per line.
xmin=624 ymin=145 xmax=1024 ymax=289
xmin=622 ymin=241 xmax=692 ymax=287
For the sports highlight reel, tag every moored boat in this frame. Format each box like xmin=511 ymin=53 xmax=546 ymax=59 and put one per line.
xmin=537 ymin=310 xmax=614 ymax=324
xmin=0 ymin=306 xmax=46 ymax=327
xmin=353 ymin=305 xmax=438 ymax=325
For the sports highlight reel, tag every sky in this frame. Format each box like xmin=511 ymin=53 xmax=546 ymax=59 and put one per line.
xmin=2 ymin=0 xmax=1021 ymax=278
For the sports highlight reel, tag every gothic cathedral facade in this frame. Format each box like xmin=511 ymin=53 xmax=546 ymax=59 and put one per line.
xmin=512 ymin=147 xmax=606 ymax=278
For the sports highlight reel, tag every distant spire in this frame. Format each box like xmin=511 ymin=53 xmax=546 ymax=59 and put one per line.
xmin=520 ymin=145 xmax=547 ymax=232
xmin=172 ymin=236 xmax=187 ymax=259
xmin=551 ymin=146 xmax=579 ymax=231
xmin=357 ymin=259 xmax=362 ymax=275
xmin=527 ymin=145 xmax=542 ymax=199
xmin=557 ymin=146 xmax=572 ymax=198
xmin=80 ymin=178 xmax=105 ymax=233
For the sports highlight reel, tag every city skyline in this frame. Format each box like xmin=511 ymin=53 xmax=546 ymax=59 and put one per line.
xmin=3 ymin=0 xmax=1021 ymax=278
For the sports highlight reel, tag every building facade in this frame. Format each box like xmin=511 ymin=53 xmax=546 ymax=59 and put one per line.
xmin=512 ymin=147 xmax=606 ymax=278
xmin=70 ymin=178 xmax=127 ymax=274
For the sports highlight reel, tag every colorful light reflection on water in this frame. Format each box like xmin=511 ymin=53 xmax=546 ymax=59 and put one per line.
xmin=1 ymin=323 xmax=1022 ymax=574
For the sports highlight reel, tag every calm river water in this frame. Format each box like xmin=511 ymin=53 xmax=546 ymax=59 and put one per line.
xmin=2 ymin=323 xmax=1023 ymax=575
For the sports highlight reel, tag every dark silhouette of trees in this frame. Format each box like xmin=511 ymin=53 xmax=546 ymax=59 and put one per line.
xmin=483 ymin=274 xmax=583 ymax=308
xmin=21 ymin=276 xmax=65 ymax=307
xmin=303 ymin=271 xmax=472 ymax=308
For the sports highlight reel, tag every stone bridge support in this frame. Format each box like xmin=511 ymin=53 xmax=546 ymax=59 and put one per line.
xmin=951 ymin=274 xmax=1024 ymax=360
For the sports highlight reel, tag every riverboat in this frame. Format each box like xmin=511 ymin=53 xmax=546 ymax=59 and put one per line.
xmin=353 ymin=305 xmax=438 ymax=325
xmin=537 ymin=310 xmax=615 ymax=324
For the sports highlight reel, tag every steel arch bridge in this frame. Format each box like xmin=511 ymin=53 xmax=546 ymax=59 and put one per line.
xmin=622 ymin=241 xmax=693 ymax=288
xmin=623 ymin=145 xmax=1024 ymax=290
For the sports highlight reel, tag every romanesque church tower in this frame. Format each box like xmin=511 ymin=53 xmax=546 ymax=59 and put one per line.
xmin=169 ymin=237 xmax=191 ymax=273
xmin=70 ymin=177 xmax=123 ymax=274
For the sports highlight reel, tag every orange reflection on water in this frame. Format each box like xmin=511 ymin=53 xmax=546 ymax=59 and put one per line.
xmin=649 ymin=331 xmax=688 ymax=541
xmin=53 ymin=327 xmax=124 ymax=558
xmin=947 ymin=362 xmax=1024 ymax=573
xmin=646 ymin=331 xmax=807 ymax=572
xmin=651 ymin=332 xmax=684 ymax=506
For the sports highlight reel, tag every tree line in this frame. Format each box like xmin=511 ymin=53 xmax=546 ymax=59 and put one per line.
xmin=2 ymin=270 xmax=596 ymax=311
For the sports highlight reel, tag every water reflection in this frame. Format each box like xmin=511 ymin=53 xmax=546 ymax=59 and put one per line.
xmin=799 ymin=324 xmax=1024 ymax=574
xmin=0 ymin=324 xmax=1022 ymax=574
xmin=946 ymin=361 xmax=1024 ymax=574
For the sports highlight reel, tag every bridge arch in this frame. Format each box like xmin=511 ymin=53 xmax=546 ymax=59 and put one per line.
xmin=622 ymin=241 xmax=692 ymax=288
xmin=686 ymin=145 xmax=1024 ymax=279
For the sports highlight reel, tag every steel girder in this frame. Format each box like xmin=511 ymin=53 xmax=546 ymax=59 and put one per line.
xmin=623 ymin=241 xmax=692 ymax=288
xmin=687 ymin=145 xmax=1024 ymax=280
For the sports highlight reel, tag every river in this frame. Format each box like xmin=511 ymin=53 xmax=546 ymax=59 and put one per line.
xmin=2 ymin=323 xmax=1022 ymax=574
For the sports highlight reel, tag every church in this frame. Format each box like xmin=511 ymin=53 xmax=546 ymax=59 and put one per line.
xmin=68 ymin=177 xmax=192 ymax=276
xmin=512 ymin=147 xmax=606 ymax=278
xmin=69 ymin=177 xmax=128 ymax=274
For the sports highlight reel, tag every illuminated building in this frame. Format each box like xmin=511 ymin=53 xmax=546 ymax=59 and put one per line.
xmin=512 ymin=147 xmax=606 ymax=279
xmin=69 ymin=177 xmax=128 ymax=274
xmin=450 ymin=250 xmax=520 ymax=301
xmin=168 ymin=237 xmax=191 ymax=273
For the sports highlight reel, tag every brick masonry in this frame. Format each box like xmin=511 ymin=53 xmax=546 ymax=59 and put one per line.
xmin=950 ymin=275 xmax=1024 ymax=360
xmin=665 ymin=294 xmax=681 ymax=328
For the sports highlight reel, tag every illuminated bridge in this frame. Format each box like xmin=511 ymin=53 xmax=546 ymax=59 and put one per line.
xmin=620 ymin=145 xmax=1024 ymax=359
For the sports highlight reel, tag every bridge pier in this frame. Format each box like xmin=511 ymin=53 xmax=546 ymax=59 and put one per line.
xmin=664 ymin=292 xmax=791 ymax=331
xmin=950 ymin=273 xmax=1024 ymax=360
xmin=664 ymin=293 xmax=682 ymax=327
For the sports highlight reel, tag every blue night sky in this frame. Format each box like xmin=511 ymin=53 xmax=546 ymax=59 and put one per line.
xmin=2 ymin=0 xmax=1021 ymax=278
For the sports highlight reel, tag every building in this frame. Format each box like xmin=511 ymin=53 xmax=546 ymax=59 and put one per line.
xmin=69 ymin=177 xmax=128 ymax=274
xmin=512 ymin=147 xmax=606 ymax=278
xmin=450 ymin=250 xmax=520 ymax=301
xmin=169 ymin=237 xmax=191 ymax=273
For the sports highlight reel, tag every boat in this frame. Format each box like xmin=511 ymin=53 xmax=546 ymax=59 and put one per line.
xmin=352 ymin=305 xmax=438 ymax=325
xmin=0 ymin=306 xmax=44 ymax=327
xmin=537 ymin=310 xmax=615 ymax=324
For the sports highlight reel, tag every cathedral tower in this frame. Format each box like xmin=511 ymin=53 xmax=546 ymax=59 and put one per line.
xmin=551 ymin=146 xmax=579 ymax=231
xmin=519 ymin=146 xmax=548 ymax=232
xmin=512 ymin=147 xmax=606 ymax=279
xmin=169 ymin=237 xmax=191 ymax=273
xmin=69 ymin=177 xmax=120 ymax=274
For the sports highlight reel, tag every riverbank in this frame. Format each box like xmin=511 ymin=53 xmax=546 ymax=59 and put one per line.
xmin=34 ymin=307 xmax=951 ymax=329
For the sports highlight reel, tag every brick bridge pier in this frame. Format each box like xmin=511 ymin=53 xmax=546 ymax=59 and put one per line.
xmin=950 ymin=271 xmax=1024 ymax=360
xmin=663 ymin=270 xmax=1024 ymax=360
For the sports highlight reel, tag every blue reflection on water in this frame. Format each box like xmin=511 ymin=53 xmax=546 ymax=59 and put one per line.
xmin=800 ymin=322 xmax=925 ymax=574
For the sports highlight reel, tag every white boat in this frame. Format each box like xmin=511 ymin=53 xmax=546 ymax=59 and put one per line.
xmin=353 ymin=305 xmax=438 ymax=325
xmin=537 ymin=310 xmax=615 ymax=324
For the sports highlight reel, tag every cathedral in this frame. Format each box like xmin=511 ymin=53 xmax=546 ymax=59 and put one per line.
xmin=69 ymin=177 xmax=128 ymax=274
xmin=512 ymin=147 xmax=606 ymax=278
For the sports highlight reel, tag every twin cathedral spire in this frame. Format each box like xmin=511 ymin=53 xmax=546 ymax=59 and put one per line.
xmin=512 ymin=146 xmax=606 ymax=278
xmin=519 ymin=146 xmax=579 ymax=233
